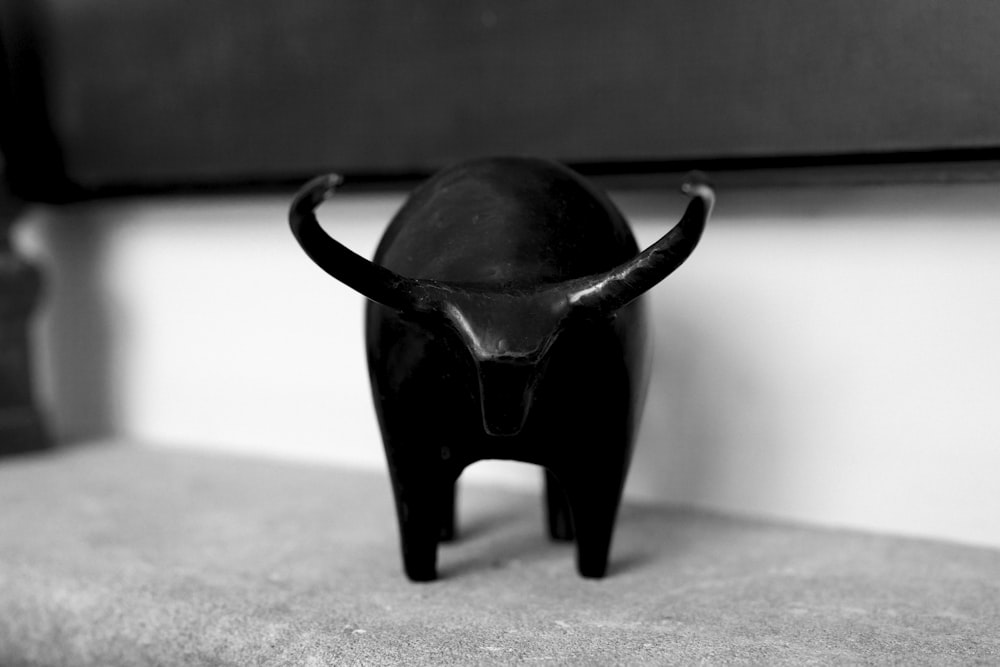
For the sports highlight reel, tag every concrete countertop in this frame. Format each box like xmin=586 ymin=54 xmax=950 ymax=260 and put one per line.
xmin=2 ymin=441 xmax=998 ymax=665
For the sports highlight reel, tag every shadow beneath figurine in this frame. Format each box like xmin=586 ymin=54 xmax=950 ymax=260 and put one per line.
xmin=439 ymin=537 xmax=578 ymax=580
xmin=609 ymin=503 xmax=705 ymax=574
xmin=603 ymin=549 xmax=655 ymax=578
xmin=438 ymin=496 xmax=667 ymax=580
xmin=438 ymin=522 xmax=668 ymax=580
xmin=451 ymin=503 xmax=524 ymax=542
xmin=438 ymin=492 xmax=561 ymax=579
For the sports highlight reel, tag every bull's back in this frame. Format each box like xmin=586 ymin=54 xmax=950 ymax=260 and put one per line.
xmin=373 ymin=157 xmax=639 ymax=287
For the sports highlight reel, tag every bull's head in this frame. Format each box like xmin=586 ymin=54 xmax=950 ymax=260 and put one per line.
xmin=290 ymin=173 xmax=713 ymax=438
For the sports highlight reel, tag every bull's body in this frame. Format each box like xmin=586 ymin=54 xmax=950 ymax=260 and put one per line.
xmin=290 ymin=157 xmax=712 ymax=581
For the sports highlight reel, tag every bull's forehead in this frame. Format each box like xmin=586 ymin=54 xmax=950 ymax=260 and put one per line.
xmin=442 ymin=288 xmax=573 ymax=361
xmin=376 ymin=159 xmax=638 ymax=286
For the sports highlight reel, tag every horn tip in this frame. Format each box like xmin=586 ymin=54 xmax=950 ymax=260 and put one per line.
xmin=681 ymin=171 xmax=715 ymax=209
xmin=311 ymin=173 xmax=344 ymax=199
xmin=293 ymin=173 xmax=344 ymax=214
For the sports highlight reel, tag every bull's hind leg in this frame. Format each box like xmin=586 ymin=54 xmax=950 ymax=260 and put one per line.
xmin=544 ymin=469 xmax=574 ymax=541
xmin=555 ymin=460 xmax=629 ymax=579
xmin=438 ymin=477 xmax=458 ymax=542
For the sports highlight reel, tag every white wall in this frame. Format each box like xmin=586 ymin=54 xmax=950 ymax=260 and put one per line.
xmin=17 ymin=179 xmax=1000 ymax=549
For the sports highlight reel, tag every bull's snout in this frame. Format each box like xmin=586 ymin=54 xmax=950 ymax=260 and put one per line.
xmin=475 ymin=359 xmax=538 ymax=437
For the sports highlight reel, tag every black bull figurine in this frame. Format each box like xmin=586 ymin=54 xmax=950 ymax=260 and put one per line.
xmin=289 ymin=157 xmax=713 ymax=581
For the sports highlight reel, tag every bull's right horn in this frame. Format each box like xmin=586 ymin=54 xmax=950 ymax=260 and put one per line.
xmin=289 ymin=174 xmax=430 ymax=312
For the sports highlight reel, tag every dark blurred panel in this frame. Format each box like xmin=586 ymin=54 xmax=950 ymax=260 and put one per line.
xmin=0 ymin=0 xmax=75 ymax=201
xmin=2 ymin=0 xmax=1000 ymax=194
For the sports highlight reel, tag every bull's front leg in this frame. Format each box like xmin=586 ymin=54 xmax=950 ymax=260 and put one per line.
xmin=548 ymin=448 xmax=631 ymax=579
xmin=384 ymin=445 xmax=460 ymax=581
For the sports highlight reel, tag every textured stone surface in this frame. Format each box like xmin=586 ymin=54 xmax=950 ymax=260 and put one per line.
xmin=2 ymin=442 xmax=998 ymax=665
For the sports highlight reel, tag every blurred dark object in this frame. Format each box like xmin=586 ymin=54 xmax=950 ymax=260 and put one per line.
xmin=0 ymin=185 xmax=49 ymax=455
xmin=1 ymin=18 xmax=49 ymax=454
xmin=3 ymin=0 xmax=1000 ymax=200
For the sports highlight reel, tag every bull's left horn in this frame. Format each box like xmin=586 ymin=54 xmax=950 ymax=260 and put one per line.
xmin=566 ymin=175 xmax=713 ymax=313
